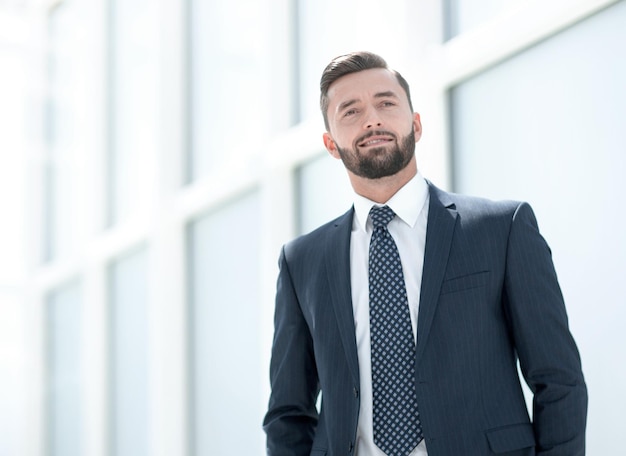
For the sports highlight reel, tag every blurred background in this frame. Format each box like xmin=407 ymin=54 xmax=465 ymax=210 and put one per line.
xmin=1 ymin=0 xmax=625 ymax=455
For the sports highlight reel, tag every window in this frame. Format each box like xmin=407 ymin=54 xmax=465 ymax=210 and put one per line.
xmin=296 ymin=152 xmax=353 ymax=234
xmin=187 ymin=190 xmax=263 ymax=455
xmin=444 ymin=0 xmax=525 ymax=40
xmin=109 ymin=247 xmax=150 ymax=456
xmin=108 ymin=0 xmax=159 ymax=225
xmin=47 ymin=281 xmax=83 ymax=456
xmin=44 ymin=2 xmax=78 ymax=261
xmin=187 ymin=0 xmax=274 ymax=181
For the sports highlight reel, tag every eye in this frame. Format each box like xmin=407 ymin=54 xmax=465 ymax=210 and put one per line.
xmin=344 ymin=108 xmax=358 ymax=117
xmin=381 ymin=101 xmax=396 ymax=107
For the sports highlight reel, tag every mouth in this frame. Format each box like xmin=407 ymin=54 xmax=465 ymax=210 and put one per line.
xmin=358 ymin=135 xmax=395 ymax=148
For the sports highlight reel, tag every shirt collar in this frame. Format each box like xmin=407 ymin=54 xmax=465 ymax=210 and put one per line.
xmin=353 ymin=171 xmax=429 ymax=233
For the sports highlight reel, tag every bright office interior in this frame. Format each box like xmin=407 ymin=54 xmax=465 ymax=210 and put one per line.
xmin=0 ymin=0 xmax=625 ymax=455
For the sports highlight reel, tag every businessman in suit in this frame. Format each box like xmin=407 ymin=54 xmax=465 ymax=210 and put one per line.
xmin=263 ymin=52 xmax=587 ymax=456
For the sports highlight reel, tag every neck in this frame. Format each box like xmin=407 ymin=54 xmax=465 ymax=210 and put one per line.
xmin=349 ymin=159 xmax=418 ymax=204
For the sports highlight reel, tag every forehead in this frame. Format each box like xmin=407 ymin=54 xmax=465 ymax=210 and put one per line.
xmin=327 ymin=68 xmax=403 ymax=107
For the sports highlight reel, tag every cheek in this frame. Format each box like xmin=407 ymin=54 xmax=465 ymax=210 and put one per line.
xmin=331 ymin=128 xmax=356 ymax=148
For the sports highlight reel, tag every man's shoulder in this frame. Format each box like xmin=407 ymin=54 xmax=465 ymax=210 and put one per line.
xmin=428 ymin=183 xmax=525 ymax=219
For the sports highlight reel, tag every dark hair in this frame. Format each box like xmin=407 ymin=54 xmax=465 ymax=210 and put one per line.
xmin=319 ymin=51 xmax=413 ymax=130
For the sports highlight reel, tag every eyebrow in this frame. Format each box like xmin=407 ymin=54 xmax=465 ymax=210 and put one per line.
xmin=337 ymin=91 xmax=400 ymax=113
xmin=374 ymin=91 xmax=399 ymax=100
xmin=338 ymin=98 xmax=359 ymax=112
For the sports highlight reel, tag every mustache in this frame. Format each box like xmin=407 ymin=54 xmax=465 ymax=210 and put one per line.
xmin=355 ymin=130 xmax=397 ymax=145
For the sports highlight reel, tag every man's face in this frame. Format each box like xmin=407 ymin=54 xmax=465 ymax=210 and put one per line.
xmin=323 ymin=68 xmax=421 ymax=180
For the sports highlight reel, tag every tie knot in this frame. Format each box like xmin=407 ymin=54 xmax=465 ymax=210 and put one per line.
xmin=370 ymin=205 xmax=396 ymax=229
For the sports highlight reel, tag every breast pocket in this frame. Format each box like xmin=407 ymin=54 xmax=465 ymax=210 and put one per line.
xmin=440 ymin=270 xmax=490 ymax=295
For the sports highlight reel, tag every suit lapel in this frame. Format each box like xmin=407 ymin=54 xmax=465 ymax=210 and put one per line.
xmin=320 ymin=184 xmax=457 ymax=381
xmin=416 ymin=184 xmax=458 ymax=364
xmin=325 ymin=207 xmax=360 ymax=384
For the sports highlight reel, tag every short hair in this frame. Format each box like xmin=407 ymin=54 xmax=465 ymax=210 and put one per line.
xmin=319 ymin=51 xmax=414 ymax=130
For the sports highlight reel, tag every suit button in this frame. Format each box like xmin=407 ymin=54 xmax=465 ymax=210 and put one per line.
xmin=348 ymin=441 xmax=354 ymax=453
xmin=353 ymin=387 xmax=359 ymax=398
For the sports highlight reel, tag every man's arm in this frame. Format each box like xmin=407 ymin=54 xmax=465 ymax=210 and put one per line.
xmin=504 ymin=202 xmax=588 ymax=455
xmin=263 ymin=246 xmax=320 ymax=456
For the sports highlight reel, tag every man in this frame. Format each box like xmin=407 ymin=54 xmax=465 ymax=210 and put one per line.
xmin=263 ymin=52 xmax=587 ymax=456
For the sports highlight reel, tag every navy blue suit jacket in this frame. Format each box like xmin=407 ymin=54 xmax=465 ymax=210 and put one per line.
xmin=263 ymin=183 xmax=587 ymax=456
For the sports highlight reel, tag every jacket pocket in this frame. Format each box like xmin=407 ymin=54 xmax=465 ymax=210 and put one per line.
xmin=310 ymin=449 xmax=327 ymax=456
xmin=486 ymin=423 xmax=535 ymax=453
xmin=440 ymin=270 xmax=490 ymax=295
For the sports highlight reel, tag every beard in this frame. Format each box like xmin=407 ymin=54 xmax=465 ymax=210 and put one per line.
xmin=336 ymin=129 xmax=416 ymax=179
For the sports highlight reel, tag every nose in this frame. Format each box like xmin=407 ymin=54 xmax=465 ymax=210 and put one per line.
xmin=364 ymin=107 xmax=383 ymax=129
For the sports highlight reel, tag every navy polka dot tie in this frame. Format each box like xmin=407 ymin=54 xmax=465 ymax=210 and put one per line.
xmin=369 ymin=205 xmax=423 ymax=456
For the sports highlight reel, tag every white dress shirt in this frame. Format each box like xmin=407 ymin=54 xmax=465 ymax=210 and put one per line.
xmin=350 ymin=172 xmax=430 ymax=456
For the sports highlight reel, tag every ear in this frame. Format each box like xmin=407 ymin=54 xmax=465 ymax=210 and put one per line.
xmin=412 ymin=112 xmax=422 ymax=142
xmin=323 ymin=132 xmax=341 ymax=159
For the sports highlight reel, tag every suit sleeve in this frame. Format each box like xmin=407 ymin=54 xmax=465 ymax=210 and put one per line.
xmin=504 ymin=202 xmax=588 ymax=455
xmin=263 ymin=245 xmax=320 ymax=456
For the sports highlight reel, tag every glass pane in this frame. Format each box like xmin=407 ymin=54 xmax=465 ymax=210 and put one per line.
xmin=187 ymin=191 xmax=263 ymax=455
xmin=449 ymin=4 xmax=626 ymax=454
xmin=47 ymin=3 xmax=75 ymax=149
xmin=45 ymin=3 xmax=78 ymax=262
xmin=109 ymin=247 xmax=150 ymax=456
xmin=108 ymin=0 xmax=159 ymax=225
xmin=47 ymin=281 xmax=83 ymax=456
xmin=296 ymin=152 xmax=353 ymax=234
xmin=188 ymin=0 xmax=272 ymax=181
xmin=444 ymin=0 xmax=523 ymax=40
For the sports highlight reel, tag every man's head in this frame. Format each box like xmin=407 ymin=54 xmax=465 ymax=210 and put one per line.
xmin=320 ymin=52 xmax=422 ymax=184
xmin=320 ymin=52 xmax=414 ymax=131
